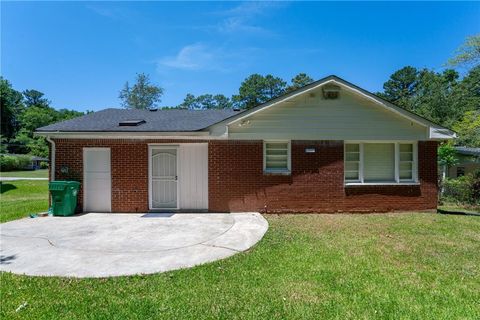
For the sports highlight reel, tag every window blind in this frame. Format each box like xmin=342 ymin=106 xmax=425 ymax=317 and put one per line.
xmin=363 ymin=143 xmax=395 ymax=182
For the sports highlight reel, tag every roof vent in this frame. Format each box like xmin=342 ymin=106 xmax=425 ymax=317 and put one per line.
xmin=322 ymin=84 xmax=341 ymax=99
xmin=119 ymin=119 xmax=146 ymax=126
xmin=233 ymin=106 xmax=241 ymax=111
xmin=148 ymin=107 xmax=158 ymax=112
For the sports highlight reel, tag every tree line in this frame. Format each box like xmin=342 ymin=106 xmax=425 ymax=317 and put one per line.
xmin=1 ymin=35 xmax=478 ymax=159
xmin=0 ymin=84 xmax=84 ymax=157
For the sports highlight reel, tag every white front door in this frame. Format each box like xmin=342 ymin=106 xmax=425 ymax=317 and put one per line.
xmin=150 ymin=148 xmax=178 ymax=209
xmin=83 ymin=148 xmax=111 ymax=212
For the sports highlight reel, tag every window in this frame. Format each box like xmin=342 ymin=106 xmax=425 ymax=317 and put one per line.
xmin=399 ymin=144 xmax=413 ymax=181
xmin=344 ymin=142 xmax=417 ymax=184
xmin=345 ymin=144 xmax=360 ymax=181
xmin=457 ymin=167 xmax=465 ymax=177
xmin=264 ymin=141 xmax=290 ymax=174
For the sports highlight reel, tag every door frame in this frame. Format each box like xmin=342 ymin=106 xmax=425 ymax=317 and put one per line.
xmin=148 ymin=145 xmax=180 ymax=210
xmin=83 ymin=147 xmax=112 ymax=213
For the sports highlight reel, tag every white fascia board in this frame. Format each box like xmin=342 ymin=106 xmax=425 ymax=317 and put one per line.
xmin=429 ymin=127 xmax=457 ymax=140
xmin=34 ymin=131 xmax=227 ymax=140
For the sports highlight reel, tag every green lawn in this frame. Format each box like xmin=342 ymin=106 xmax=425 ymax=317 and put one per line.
xmin=0 ymin=180 xmax=49 ymax=222
xmin=2 ymin=213 xmax=479 ymax=319
xmin=0 ymin=169 xmax=48 ymax=178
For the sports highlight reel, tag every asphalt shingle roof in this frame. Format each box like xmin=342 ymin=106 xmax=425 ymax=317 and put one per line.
xmin=36 ymin=108 xmax=241 ymax=132
xmin=454 ymin=147 xmax=480 ymax=157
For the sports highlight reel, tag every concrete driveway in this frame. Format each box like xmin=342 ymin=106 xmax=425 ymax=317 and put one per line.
xmin=0 ymin=213 xmax=268 ymax=278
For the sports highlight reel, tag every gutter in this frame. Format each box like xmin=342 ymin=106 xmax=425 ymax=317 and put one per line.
xmin=46 ymin=136 xmax=55 ymax=181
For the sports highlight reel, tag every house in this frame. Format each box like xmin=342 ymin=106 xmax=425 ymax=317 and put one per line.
xmin=447 ymin=147 xmax=480 ymax=178
xmin=35 ymin=75 xmax=456 ymax=213
xmin=31 ymin=156 xmax=49 ymax=169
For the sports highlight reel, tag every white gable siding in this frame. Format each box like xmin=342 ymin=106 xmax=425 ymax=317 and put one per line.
xmin=227 ymin=88 xmax=428 ymax=140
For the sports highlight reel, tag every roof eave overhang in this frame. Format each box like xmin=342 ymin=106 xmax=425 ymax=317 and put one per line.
xmin=34 ymin=130 xmax=227 ymax=140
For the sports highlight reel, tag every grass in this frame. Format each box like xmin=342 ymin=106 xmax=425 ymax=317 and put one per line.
xmin=0 ymin=169 xmax=48 ymax=178
xmin=0 ymin=180 xmax=49 ymax=223
xmin=1 ymin=213 xmax=479 ymax=319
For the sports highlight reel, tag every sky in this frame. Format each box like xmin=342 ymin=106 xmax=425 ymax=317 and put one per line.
xmin=2 ymin=1 xmax=479 ymax=112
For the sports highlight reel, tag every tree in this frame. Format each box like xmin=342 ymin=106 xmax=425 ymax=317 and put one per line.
xmin=379 ymin=66 xmax=419 ymax=111
xmin=413 ymin=68 xmax=461 ymax=127
xmin=119 ymin=73 xmax=164 ymax=109
xmin=23 ymin=89 xmax=50 ymax=108
xmin=438 ymin=142 xmax=459 ymax=185
xmin=263 ymin=74 xmax=287 ymax=98
xmin=286 ymin=73 xmax=314 ymax=92
xmin=179 ymin=93 xmax=196 ymax=109
xmin=0 ymin=77 xmax=24 ymax=140
xmin=448 ymin=34 xmax=480 ymax=68
xmin=453 ymin=111 xmax=480 ymax=147
xmin=232 ymin=74 xmax=286 ymax=109
xmin=178 ymin=93 xmax=232 ymax=109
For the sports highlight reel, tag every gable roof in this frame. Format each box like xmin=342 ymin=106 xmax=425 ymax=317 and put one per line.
xmin=214 ymin=75 xmax=456 ymax=140
xmin=36 ymin=75 xmax=456 ymax=140
xmin=36 ymin=108 xmax=240 ymax=132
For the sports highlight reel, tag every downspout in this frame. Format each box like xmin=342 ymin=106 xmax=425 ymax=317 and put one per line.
xmin=46 ymin=136 xmax=55 ymax=181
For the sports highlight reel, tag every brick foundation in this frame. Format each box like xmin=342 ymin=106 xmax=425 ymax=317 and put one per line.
xmin=52 ymin=139 xmax=438 ymax=213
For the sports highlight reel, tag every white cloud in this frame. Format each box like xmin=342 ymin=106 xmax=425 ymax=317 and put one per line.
xmin=213 ymin=1 xmax=287 ymax=35
xmin=159 ymin=44 xmax=214 ymax=70
xmin=157 ymin=43 xmax=260 ymax=73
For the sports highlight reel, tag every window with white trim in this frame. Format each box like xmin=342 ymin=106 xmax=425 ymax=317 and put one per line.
xmin=264 ymin=141 xmax=291 ymax=174
xmin=344 ymin=142 xmax=417 ymax=184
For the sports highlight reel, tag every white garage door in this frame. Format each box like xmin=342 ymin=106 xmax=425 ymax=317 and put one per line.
xmin=83 ymin=148 xmax=111 ymax=212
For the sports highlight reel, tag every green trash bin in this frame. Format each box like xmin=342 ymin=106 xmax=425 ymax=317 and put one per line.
xmin=49 ymin=181 xmax=80 ymax=216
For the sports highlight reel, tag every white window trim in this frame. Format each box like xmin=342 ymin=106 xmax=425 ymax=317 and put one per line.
xmin=263 ymin=140 xmax=291 ymax=175
xmin=344 ymin=141 xmax=419 ymax=186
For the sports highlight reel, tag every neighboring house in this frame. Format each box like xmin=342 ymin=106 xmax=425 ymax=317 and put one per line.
xmin=448 ymin=147 xmax=480 ymax=178
xmin=31 ymin=156 xmax=49 ymax=169
xmin=35 ymin=75 xmax=455 ymax=213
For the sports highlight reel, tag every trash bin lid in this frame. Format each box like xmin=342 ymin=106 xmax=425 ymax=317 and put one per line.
xmin=49 ymin=181 xmax=68 ymax=191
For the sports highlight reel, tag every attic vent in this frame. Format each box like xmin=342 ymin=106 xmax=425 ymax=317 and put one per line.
xmin=322 ymin=84 xmax=341 ymax=99
xmin=119 ymin=119 xmax=146 ymax=126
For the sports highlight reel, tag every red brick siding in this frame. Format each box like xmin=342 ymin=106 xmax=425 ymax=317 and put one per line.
xmin=52 ymin=139 xmax=208 ymax=212
xmin=208 ymin=140 xmax=438 ymax=213
xmin=52 ymin=139 xmax=438 ymax=213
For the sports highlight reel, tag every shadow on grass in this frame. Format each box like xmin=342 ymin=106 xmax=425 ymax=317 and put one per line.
xmin=0 ymin=183 xmax=17 ymax=194
xmin=438 ymin=208 xmax=480 ymax=217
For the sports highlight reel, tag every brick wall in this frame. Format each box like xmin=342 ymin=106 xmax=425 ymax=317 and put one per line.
xmin=208 ymin=140 xmax=438 ymax=213
xmin=52 ymin=139 xmax=438 ymax=213
xmin=53 ymin=139 xmax=208 ymax=212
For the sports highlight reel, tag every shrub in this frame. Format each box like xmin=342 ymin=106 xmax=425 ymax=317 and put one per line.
xmin=0 ymin=155 xmax=18 ymax=171
xmin=0 ymin=154 xmax=33 ymax=171
xmin=40 ymin=161 xmax=49 ymax=169
xmin=16 ymin=155 xmax=32 ymax=169
xmin=441 ymin=170 xmax=480 ymax=205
